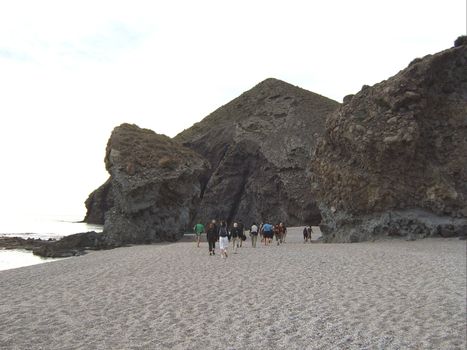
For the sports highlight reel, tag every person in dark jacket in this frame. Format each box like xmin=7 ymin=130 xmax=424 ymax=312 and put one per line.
xmin=303 ymin=226 xmax=310 ymax=242
xmin=206 ymin=220 xmax=218 ymax=255
xmin=238 ymin=220 xmax=245 ymax=247
xmin=230 ymin=222 xmax=241 ymax=254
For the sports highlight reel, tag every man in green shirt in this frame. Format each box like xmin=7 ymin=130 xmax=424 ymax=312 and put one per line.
xmin=193 ymin=223 xmax=205 ymax=247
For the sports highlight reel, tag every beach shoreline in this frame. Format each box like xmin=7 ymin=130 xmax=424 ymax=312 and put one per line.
xmin=1 ymin=227 xmax=465 ymax=349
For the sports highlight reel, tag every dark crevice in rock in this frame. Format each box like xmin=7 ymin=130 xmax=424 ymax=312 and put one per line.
xmin=84 ymin=177 xmax=113 ymax=225
xmin=226 ymin=160 xmax=252 ymax=224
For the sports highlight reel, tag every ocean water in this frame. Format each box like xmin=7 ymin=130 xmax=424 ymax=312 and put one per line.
xmin=0 ymin=214 xmax=103 ymax=271
xmin=0 ymin=214 xmax=103 ymax=239
xmin=0 ymin=250 xmax=60 ymax=271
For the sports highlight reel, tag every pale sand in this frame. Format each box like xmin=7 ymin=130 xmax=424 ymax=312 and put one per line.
xmin=0 ymin=228 xmax=465 ymax=350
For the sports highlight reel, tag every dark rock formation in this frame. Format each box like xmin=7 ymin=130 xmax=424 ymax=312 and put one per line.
xmin=454 ymin=35 xmax=467 ymax=48
xmin=9 ymin=123 xmax=209 ymax=256
xmin=32 ymin=231 xmax=110 ymax=257
xmin=175 ymin=78 xmax=340 ymax=226
xmin=81 ymin=123 xmax=209 ymax=248
xmin=99 ymin=123 xmax=208 ymax=244
xmin=311 ymin=38 xmax=467 ymax=242
xmin=0 ymin=237 xmax=48 ymax=250
xmin=0 ymin=233 xmax=106 ymax=258
xmin=83 ymin=177 xmax=113 ymax=224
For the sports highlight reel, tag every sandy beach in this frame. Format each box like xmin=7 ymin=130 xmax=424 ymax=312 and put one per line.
xmin=0 ymin=228 xmax=465 ymax=350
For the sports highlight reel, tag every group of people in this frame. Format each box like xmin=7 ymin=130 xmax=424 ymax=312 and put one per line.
xmin=259 ymin=222 xmax=287 ymax=246
xmin=193 ymin=220 xmax=288 ymax=258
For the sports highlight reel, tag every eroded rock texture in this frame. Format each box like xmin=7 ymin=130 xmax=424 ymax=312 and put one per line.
xmin=311 ymin=39 xmax=467 ymax=242
xmin=175 ymin=78 xmax=340 ymax=226
xmin=96 ymin=123 xmax=208 ymax=244
xmin=84 ymin=177 xmax=113 ymax=224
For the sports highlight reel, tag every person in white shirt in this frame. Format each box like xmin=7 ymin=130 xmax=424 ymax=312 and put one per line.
xmin=250 ymin=222 xmax=259 ymax=248
xmin=218 ymin=220 xmax=229 ymax=259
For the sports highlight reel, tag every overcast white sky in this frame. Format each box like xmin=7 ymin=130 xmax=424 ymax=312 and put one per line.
xmin=0 ymin=0 xmax=465 ymax=220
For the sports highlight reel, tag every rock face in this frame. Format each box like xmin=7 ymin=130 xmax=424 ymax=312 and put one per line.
xmin=175 ymin=78 xmax=340 ymax=226
xmin=311 ymin=39 xmax=467 ymax=242
xmin=88 ymin=123 xmax=208 ymax=244
xmin=84 ymin=177 xmax=113 ymax=224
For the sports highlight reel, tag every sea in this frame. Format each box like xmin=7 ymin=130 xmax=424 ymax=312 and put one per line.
xmin=0 ymin=213 xmax=103 ymax=271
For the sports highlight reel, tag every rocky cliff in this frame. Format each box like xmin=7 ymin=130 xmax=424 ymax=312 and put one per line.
xmin=311 ymin=38 xmax=467 ymax=242
xmin=84 ymin=177 xmax=113 ymax=224
xmin=86 ymin=123 xmax=208 ymax=244
xmin=84 ymin=79 xmax=338 ymax=242
xmin=175 ymin=78 xmax=340 ymax=226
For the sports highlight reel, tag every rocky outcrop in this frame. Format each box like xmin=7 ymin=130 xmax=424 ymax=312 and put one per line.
xmin=0 ymin=237 xmax=49 ymax=251
xmin=31 ymin=231 xmax=109 ymax=257
xmin=82 ymin=123 xmax=208 ymax=246
xmin=175 ymin=78 xmax=340 ymax=226
xmin=83 ymin=178 xmax=113 ymax=224
xmin=83 ymin=80 xmax=338 ymax=244
xmin=311 ymin=38 xmax=467 ymax=242
xmin=0 ymin=233 xmax=107 ymax=258
xmin=30 ymin=124 xmax=208 ymax=255
xmin=100 ymin=123 xmax=209 ymax=244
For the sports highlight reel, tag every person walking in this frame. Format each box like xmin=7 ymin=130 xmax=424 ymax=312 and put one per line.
xmin=230 ymin=222 xmax=241 ymax=253
xmin=280 ymin=222 xmax=287 ymax=243
xmin=206 ymin=220 xmax=218 ymax=256
xmin=218 ymin=220 xmax=230 ymax=259
xmin=303 ymin=226 xmax=310 ymax=243
xmin=262 ymin=222 xmax=273 ymax=245
xmin=193 ymin=222 xmax=205 ymax=248
xmin=238 ymin=220 xmax=245 ymax=247
xmin=274 ymin=223 xmax=282 ymax=246
xmin=250 ymin=222 xmax=259 ymax=248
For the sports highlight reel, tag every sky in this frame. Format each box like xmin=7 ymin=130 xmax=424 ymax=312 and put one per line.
xmin=0 ymin=0 xmax=465 ymax=221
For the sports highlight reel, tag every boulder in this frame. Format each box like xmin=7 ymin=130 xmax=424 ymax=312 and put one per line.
xmin=311 ymin=38 xmax=467 ymax=242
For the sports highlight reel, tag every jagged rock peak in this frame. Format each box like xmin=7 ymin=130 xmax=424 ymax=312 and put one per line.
xmin=175 ymin=77 xmax=338 ymax=143
xmin=174 ymin=78 xmax=340 ymax=227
